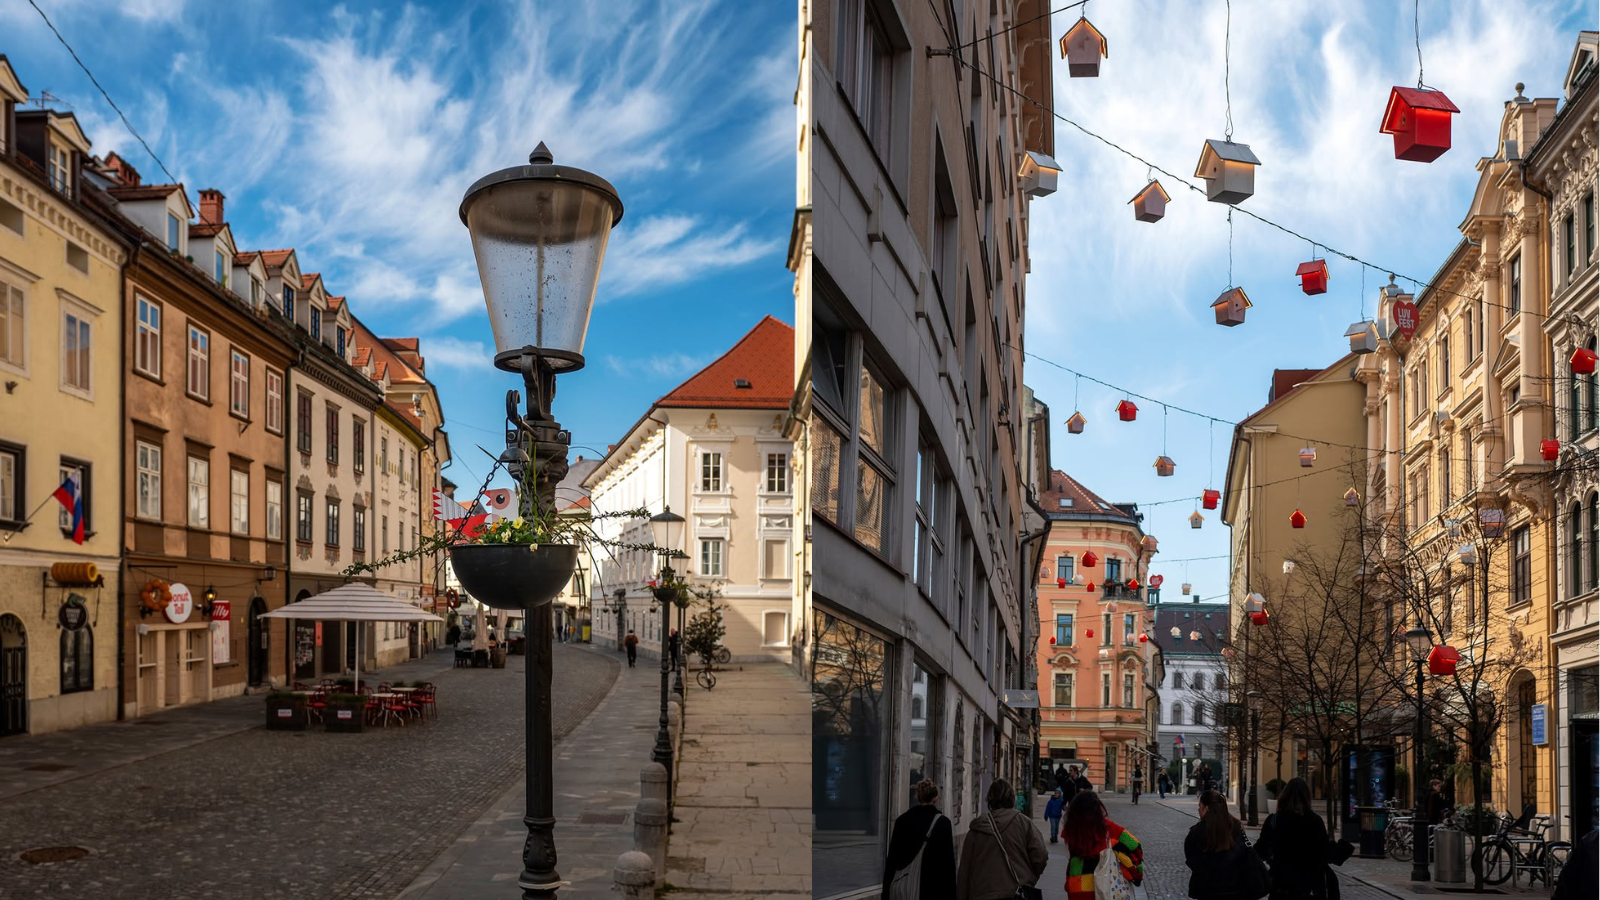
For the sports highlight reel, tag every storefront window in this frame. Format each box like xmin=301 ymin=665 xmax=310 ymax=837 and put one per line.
xmin=907 ymin=661 xmax=939 ymax=810
xmin=813 ymin=608 xmax=890 ymax=899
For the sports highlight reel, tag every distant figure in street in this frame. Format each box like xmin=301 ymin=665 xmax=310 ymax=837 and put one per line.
xmin=1254 ymin=777 xmax=1329 ymax=900
xmin=1551 ymin=827 xmax=1597 ymax=900
xmin=1072 ymin=766 xmax=1092 ymax=795
xmin=1055 ymin=765 xmax=1073 ymax=795
xmin=624 ymin=631 xmax=638 ymax=667
xmin=446 ymin=624 xmax=461 ymax=646
xmin=669 ymin=629 xmax=681 ymax=666
xmin=883 ymin=778 xmax=956 ymax=900
xmin=1159 ymin=770 xmax=1172 ymax=799
xmin=957 ymin=778 xmax=1049 ymax=900
xmin=1062 ymin=791 xmax=1143 ymax=900
xmin=1423 ymin=779 xmax=1451 ymax=827
xmin=1043 ymin=790 xmax=1065 ymax=843
xmin=1184 ymin=790 xmax=1248 ymax=900
xmin=1131 ymin=765 xmax=1144 ymax=804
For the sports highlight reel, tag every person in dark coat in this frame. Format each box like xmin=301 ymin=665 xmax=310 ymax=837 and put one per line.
xmin=1159 ymin=771 xmax=1172 ymax=799
xmin=1423 ymin=779 xmax=1451 ymax=826
xmin=1253 ymin=777 xmax=1329 ymax=900
xmin=668 ymin=629 xmax=682 ymax=666
xmin=1184 ymin=790 xmax=1247 ymax=900
xmin=1072 ymin=767 xmax=1092 ymax=795
xmin=1131 ymin=765 xmax=1145 ymax=804
xmin=1055 ymin=765 xmax=1073 ymax=792
xmin=883 ymin=779 xmax=956 ymax=900
xmin=956 ymin=778 xmax=1049 ymax=900
xmin=624 ymin=631 xmax=638 ymax=667
xmin=1551 ymin=827 xmax=1597 ymax=900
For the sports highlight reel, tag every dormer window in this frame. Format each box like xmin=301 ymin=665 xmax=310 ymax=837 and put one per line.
xmin=1058 ymin=497 xmax=1073 ymax=508
xmin=336 ymin=327 xmax=345 ymax=357
xmin=47 ymin=144 xmax=71 ymax=194
xmin=214 ymin=250 xmax=226 ymax=283
xmin=166 ymin=214 xmax=181 ymax=251
xmin=310 ymin=307 xmax=321 ymax=341
xmin=250 ymin=279 xmax=261 ymax=308
xmin=282 ymin=286 xmax=294 ymax=318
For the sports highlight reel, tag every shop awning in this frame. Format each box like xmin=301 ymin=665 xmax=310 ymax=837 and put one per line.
xmin=261 ymin=583 xmax=445 ymax=623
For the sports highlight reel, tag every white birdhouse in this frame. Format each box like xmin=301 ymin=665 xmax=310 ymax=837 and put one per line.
xmin=1346 ymin=320 xmax=1379 ymax=354
xmin=1018 ymin=150 xmax=1062 ymax=198
xmin=1067 ymin=411 xmax=1087 ymax=434
xmin=1344 ymin=487 xmax=1360 ymax=507
xmin=1299 ymin=447 xmax=1317 ymax=467
xmin=1154 ymin=455 xmax=1176 ymax=477
xmin=1129 ymin=180 xmax=1171 ymax=222
xmin=1058 ymin=17 xmax=1108 ymax=77
xmin=1458 ymin=543 xmax=1477 ymax=567
xmin=1212 ymin=286 xmax=1252 ymax=327
xmin=1170 ymin=626 xmax=1182 ymax=638
xmin=1282 ymin=559 xmax=1297 ymax=574
xmin=1181 ymin=582 xmax=1192 ymax=595
xmin=1189 ymin=511 xmax=1204 ymax=529
xmin=1193 ymin=139 xmax=1261 ymax=204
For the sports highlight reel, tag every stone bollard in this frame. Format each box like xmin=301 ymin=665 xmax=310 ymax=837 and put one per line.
xmin=640 ymin=761 xmax=669 ymax=805
xmin=634 ymin=797 xmax=670 ymax=886
xmin=614 ymin=850 xmax=656 ymax=900
xmin=667 ymin=705 xmax=681 ymax=744
xmin=669 ymin=689 xmax=684 ymax=709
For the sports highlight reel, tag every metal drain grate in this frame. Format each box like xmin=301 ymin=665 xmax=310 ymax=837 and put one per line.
xmin=577 ymin=813 xmax=627 ymax=825
xmin=23 ymin=763 xmax=73 ymax=772
xmin=21 ymin=846 xmax=89 ymax=864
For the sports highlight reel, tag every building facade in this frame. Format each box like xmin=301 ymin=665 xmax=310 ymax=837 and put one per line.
xmin=808 ymin=1 xmax=1054 ymax=894
xmin=587 ymin=316 xmax=797 ymax=665
xmin=0 ymin=60 xmax=129 ymax=736
xmin=1034 ymin=471 xmax=1156 ymax=793
xmin=1150 ymin=600 xmax=1230 ymax=789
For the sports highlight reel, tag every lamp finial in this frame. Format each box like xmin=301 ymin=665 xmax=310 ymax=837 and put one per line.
xmin=529 ymin=142 xmax=554 ymax=165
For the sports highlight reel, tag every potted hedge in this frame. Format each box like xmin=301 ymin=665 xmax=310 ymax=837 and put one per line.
xmin=324 ymin=693 xmax=368 ymax=733
xmin=265 ymin=692 xmax=308 ymax=731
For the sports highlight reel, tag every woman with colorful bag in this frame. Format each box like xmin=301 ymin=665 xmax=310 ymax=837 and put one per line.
xmin=1061 ymin=792 xmax=1143 ymax=900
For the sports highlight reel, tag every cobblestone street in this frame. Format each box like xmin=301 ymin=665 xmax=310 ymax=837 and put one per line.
xmin=0 ymin=645 xmax=618 ymax=900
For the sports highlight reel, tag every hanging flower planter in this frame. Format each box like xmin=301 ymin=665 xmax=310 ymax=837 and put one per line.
xmin=1202 ymin=489 xmax=1221 ymax=510
xmin=448 ymin=543 xmax=579 ymax=610
xmin=1117 ymin=400 xmax=1138 ymax=422
xmin=1067 ymin=411 xmax=1087 ymax=434
xmin=1380 ymin=87 xmax=1460 ymax=162
xmin=1296 ymin=260 xmax=1329 ymax=295
xmin=1290 ymin=509 xmax=1307 ymax=529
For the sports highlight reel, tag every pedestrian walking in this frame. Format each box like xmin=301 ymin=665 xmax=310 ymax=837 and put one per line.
xmin=1072 ymin=766 xmax=1092 ymax=795
xmin=1551 ymin=827 xmax=1597 ymax=900
xmin=883 ymin=779 xmax=956 ymax=900
xmin=1184 ymin=790 xmax=1249 ymax=900
xmin=624 ymin=630 xmax=638 ymax=667
xmin=1253 ymin=777 xmax=1330 ymax=900
xmin=1423 ymin=779 xmax=1450 ymax=827
xmin=1055 ymin=764 xmax=1072 ymax=793
xmin=1061 ymin=791 xmax=1143 ymax=900
xmin=1131 ymin=765 xmax=1144 ymax=805
xmin=669 ymin=629 xmax=682 ymax=666
xmin=1043 ymin=790 xmax=1065 ymax=844
xmin=957 ymin=778 xmax=1049 ymax=900
xmin=1159 ymin=770 xmax=1171 ymax=799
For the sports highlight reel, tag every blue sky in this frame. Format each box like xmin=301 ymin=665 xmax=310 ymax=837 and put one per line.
xmin=1 ymin=0 xmax=795 ymax=490
xmin=1023 ymin=0 xmax=1593 ymax=601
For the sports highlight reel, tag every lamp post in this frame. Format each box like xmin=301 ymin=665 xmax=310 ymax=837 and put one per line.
xmin=459 ymin=142 xmax=623 ymax=899
xmin=574 ymin=562 xmax=588 ymax=643
xmin=649 ymin=507 xmax=685 ymax=799
xmin=1404 ymin=623 xmax=1433 ymax=882
xmin=1246 ymin=689 xmax=1262 ymax=826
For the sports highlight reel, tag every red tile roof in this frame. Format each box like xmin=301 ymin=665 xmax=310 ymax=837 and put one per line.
xmin=374 ymin=361 xmax=389 ymax=380
xmin=1042 ymin=469 xmax=1138 ymax=523
xmin=563 ymin=497 xmax=592 ymax=511
xmin=382 ymin=337 xmax=419 ymax=352
xmin=189 ymin=222 xmax=223 ymax=238
xmin=301 ymin=272 xmax=319 ymax=290
xmin=258 ymin=249 xmax=294 ymax=269
xmin=352 ymin=346 xmax=372 ymax=367
xmin=234 ymin=251 xmax=259 ymax=266
xmin=656 ymin=315 xmax=794 ymax=410
xmin=1269 ymin=369 xmax=1323 ymax=403
xmin=106 ymin=184 xmax=181 ymax=201
xmin=326 ymin=296 xmax=344 ymax=312
xmin=352 ymin=319 xmax=426 ymax=385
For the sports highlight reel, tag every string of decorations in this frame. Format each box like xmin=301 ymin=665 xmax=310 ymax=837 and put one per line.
xmin=960 ymin=0 xmax=1092 ymax=51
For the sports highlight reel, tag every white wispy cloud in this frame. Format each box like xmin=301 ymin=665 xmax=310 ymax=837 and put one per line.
xmin=417 ymin=335 xmax=492 ymax=370
xmin=603 ymin=352 xmax=709 ymax=380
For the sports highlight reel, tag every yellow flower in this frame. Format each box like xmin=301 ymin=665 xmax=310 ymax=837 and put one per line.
xmin=513 ymin=518 xmax=524 ymax=528
xmin=527 ymin=543 xmax=540 ymax=553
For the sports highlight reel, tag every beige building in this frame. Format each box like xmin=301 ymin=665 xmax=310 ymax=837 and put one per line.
xmin=586 ymin=316 xmax=797 ymax=664
xmin=0 ymin=58 xmax=129 ymax=736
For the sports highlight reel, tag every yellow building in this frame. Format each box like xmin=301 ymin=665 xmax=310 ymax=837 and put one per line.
xmin=0 ymin=58 xmax=129 ymax=735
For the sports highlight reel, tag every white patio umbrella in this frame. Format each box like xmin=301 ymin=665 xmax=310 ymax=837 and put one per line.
xmin=262 ymin=583 xmax=444 ymax=691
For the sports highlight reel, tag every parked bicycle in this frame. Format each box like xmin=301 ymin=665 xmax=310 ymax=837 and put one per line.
xmin=1476 ymin=813 xmax=1570 ymax=888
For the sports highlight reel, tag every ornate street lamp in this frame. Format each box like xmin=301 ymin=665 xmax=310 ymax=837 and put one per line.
xmin=1246 ymin=689 xmax=1263 ymax=826
xmin=456 ymin=142 xmax=623 ymax=900
xmin=1404 ymin=623 xmax=1433 ymax=882
xmin=649 ymin=507 xmax=686 ymax=797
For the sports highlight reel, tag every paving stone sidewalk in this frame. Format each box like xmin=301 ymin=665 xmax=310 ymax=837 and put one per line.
xmin=666 ymin=662 xmax=811 ymax=900
xmin=398 ymin=645 xmax=664 ymax=900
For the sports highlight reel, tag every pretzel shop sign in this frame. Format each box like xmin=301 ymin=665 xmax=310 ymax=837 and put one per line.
xmin=58 ymin=595 xmax=89 ymax=631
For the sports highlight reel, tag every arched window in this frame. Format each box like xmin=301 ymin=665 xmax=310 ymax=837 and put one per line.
xmin=1588 ymin=492 xmax=1599 ymax=593
xmin=60 ymin=626 xmax=92 ymax=693
xmin=1573 ymin=502 xmax=1587 ymax=599
xmin=1170 ymin=703 xmax=1182 ymax=725
xmin=1192 ymin=672 xmax=1207 ymax=690
xmin=1195 ymin=705 xmax=1207 ymax=726
xmin=1214 ymin=673 xmax=1228 ymax=690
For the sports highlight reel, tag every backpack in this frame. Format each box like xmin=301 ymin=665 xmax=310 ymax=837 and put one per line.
xmin=1093 ymin=842 xmax=1134 ymax=900
xmin=888 ymin=814 xmax=944 ymax=900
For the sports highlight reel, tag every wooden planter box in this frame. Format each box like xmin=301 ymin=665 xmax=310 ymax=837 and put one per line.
xmin=323 ymin=694 xmax=367 ymax=733
xmin=265 ymin=696 xmax=308 ymax=731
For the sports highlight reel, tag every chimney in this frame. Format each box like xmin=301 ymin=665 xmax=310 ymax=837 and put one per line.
xmin=199 ymin=189 xmax=225 ymax=225
xmin=105 ymin=152 xmax=140 ymax=187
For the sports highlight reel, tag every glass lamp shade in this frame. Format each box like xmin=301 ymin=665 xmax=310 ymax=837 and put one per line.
xmin=460 ymin=144 xmax=624 ymax=372
xmin=1247 ymin=689 xmax=1263 ymax=711
xmin=649 ymin=507 xmax=685 ymax=557
xmin=1403 ymin=625 xmax=1433 ymax=661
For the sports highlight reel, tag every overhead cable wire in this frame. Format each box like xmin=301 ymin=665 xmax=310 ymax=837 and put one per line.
xmin=957 ymin=0 xmax=1090 ymax=50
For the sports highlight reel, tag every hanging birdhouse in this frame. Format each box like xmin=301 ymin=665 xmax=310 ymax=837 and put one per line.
xmin=1344 ymin=487 xmax=1360 ymax=507
xmin=1380 ymin=87 xmax=1460 ymax=163
xmin=1142 ymin=535 xmax=1159 ymax=552
xmin=1189 ymin=630 xmax=1201 ymax=641
xmin=1541 ymin=439 xmax=1560 ymax=461
xmin=1444 ymin=518 xmax=1462 ymax=538
xmin=1116 ymin=400 xmax=1138 ymax=421
xmin=1290 ymin=508 xmax=1307 ymax=529
xmin=1249 ymin=609 xmax=1270 ymax=625
xmin=1049 ymin=635 xmax=1058 ymax=645
xmin=1127 ymin=578 xmax=1141 ymax=591
xmin=1081 ymin=551 xmax=1098 ymax=568
xmin=1479 ymin=508 xmax=1505 ymax=538
xmin=1154 ymin=455 xmax=1176 ymax=476
xmin=1296 ymin=259 xmax=1330 ymax=295
xmin=1202 ymin=489 xmax=1221 ymax=510
xmin=1129 ymin=180 xmax=1171 ymax=222
xmin=1427 ymin=645 xmax=1461 ymax=676
xmin=1085 ymin=581 xmax=1096 ymax=592
xmin=1067 ymin=411 xmax=1087 ymax=434
xmin=1190 ymin=511 xmax=1204 ymax=529
xmin=1282 ymin=559 xmax=1297 ymax=574
xmin=1138 ymin=633 xmax=1149 ymax=643
xmin=1085 ymin=628 xmax=1095 ymax=639
xmin=1018 ymin=150 xmax=1062 ymax=198
xmin=1572 ymin=346 xmax=1598 ymax=375
xmin=1245 ymin=592 xmax=1265 ymax=612
xmin=1181 ymin=582 xmax=1192 ymax=595
xmin=1058 ymin=17 xmax=1108 ymax=77
xmin=1057 ymin=577 xmax=1067 ymax=589
xmin=1458 ymin=543 xmax=1477 ymax=567
xmin=1170 ymin=626 xmax=1182 ymax=638
xmin=1345 ymin=320 xmax=1380 ymax=355
xmin=1221 ymin=647 xmax=1237 ymax=659
xmin=1211 ymin=286 xmax=1252 ymax=327
xmin=1193 ymin=138 xmax=1261 ymax=204
xmin=1299 ymin=447 xmax=1317 ymax=467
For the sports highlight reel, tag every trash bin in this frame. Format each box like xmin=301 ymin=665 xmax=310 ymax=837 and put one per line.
xmin=1434 ymin=827 xmax=1466 ymax=883
xmin=1356 ymin=806 xmax=1388 ymax=859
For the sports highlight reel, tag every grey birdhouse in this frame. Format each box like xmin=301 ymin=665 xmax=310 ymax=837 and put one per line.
xmin=1018 ymin=150 xmax=1062 ymax=198
xmin=1193 ymin=139 xmax=1261 ymax=205
xmin=1211 ymin=286 xmax=1251 ymax=326
xmin=1058 ymin=17 xmax=1107 ymax=77
xmin=1154 ymin=455 xmax=1176 ymax=477
xmin=1129 ymin=180 xmax=1170 ymax=222
xmin=1189 ymin=511 xmax=1204 ymax=529
xmin=1345 ymin=320 xmax=1379 ymax=355
xmin=1066 ymin=411 xmax=1086 ymax=434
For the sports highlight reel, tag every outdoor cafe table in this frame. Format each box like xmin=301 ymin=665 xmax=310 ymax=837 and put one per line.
xmin=371 ymin=693 xmax=408 ymax=727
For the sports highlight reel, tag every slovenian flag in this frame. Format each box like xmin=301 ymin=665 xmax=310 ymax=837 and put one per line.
xmin=53 ymin=473 xmax=85 ymax=545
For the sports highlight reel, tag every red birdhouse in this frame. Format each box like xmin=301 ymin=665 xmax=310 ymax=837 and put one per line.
xmin=1290 ymin=509 xmax=1307 ymax=529
xmin=1296 ymin=259 xmax=1329 ymax=295
xmin=1572 ymin=346 xmax=1598 ymax=375
xmin=1138 ymin=633 xmax=1149 ymax=643
xmin=1081 ymin=551 xmax=1099 ymax=568
xmin=1049 ymin=635 xmax=1058 ymax=645
xmin=1428 ymin=645 xmax=1461 ymax=676
xmin=1057 ymin=577 xmax=1067 ymax=589
xmin=1542 ymin=439 xmax=1560 ymax=461
xmin=1380 ymin=87 xmax=1460 ymax=163
xmin=1117 ymin=399 xmax=1138 ymax=421
xmin=1085 ymin=628 xmax=1095 ymax=639
xmin=1249 ymin=609 xmax=1270 ymax=626
xmin=1127 ymin=578 xmax=1140 ymax=591
xmin=1202 ymin=489 xmax=1221 ymax=510
xmin=1085 ymin=582 xmax=1096 ymax=592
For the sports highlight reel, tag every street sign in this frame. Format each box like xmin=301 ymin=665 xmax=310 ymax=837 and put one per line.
xmin=1531 ymin=704 xmax=1547 ymax=745
xmin=1002 ymin=689 xmax=1040 ymax=708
